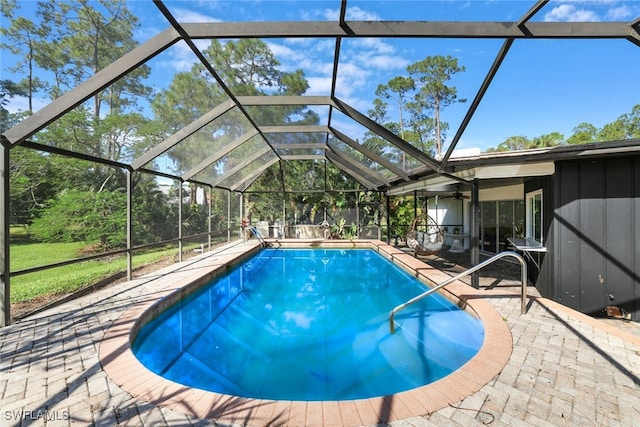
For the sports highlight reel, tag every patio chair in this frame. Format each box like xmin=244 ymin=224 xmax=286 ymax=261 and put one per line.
xmin=405 ymin=216 xmax=444 ymax=256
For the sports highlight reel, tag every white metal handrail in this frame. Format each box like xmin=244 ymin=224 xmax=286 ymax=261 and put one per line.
xmin=389 ymin=251 xmax=528 ymax=334
xmin=247 ymin=226 xmax=267 ymax=247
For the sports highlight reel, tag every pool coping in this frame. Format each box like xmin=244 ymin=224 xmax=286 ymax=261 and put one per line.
xmin=99 ymin=240 xmax=513 ymax=426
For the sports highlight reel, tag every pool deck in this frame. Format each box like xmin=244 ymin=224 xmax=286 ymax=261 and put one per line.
xmin=1 ymin=239 xmax=639 ymax=426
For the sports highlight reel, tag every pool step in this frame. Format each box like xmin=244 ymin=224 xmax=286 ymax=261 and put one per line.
xmin=377 ymin=326 xmax=437 ymax=386
xmin=345 ymin=308 xmax=484 ymax=392
xmin=223 ymin=295 xmax=281 ymax=337
xmin=393 ymin=310 xmax=484 ymax=371
xmin=200 ymin=320 xmax=272 ymax=363
xmin=176 ymin=350 xmax=254 ymax=396
xmin=351 ymin=317 xmax=440 ymax=394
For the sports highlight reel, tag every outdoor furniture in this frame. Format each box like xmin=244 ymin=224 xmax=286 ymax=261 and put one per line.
xmin=507 ymin=237 xmax=546 ymax=270
xmin=406 ymin=216 xmax=444 ymax=256
xmin=445 ymin=232 xmax=470 ymax=253
xmin=294 ymin=224 xmax=327 ymax=239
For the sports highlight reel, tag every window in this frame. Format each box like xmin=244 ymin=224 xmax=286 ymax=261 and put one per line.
xmin=526 ymin=190 xmax=543 ymax=243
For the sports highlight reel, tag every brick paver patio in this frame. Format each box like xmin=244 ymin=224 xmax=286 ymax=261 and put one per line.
xmin=1 ymin=240 xmax=639 ymax=426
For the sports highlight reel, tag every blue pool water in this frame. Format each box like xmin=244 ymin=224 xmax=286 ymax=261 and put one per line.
xmin=132 ymin=248 xmax=484 ymax=401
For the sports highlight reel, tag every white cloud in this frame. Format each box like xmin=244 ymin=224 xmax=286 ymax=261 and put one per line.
xmin=306 ymin=76 xmax=334 ymax=96
xmin=346 ymin=48 xmax=409 ymax=72
xmin=317 ymin=8 xmax=340 ymax=21
xmin=171 ymin=8 xmax=221 ymax=23
xmin=284 ymin=37 xmax=317 ymax=46
xmin=267 ymin=41 xmax=335 ymax=82
xmin=336 ymin=62 xmax=372 ymax=88
xmin=544 ymin=4 xmax=600 ymax=21
xmin=605 ymin=5 xmax=633 ymax=20
xmin=543 ymin=1 xmax=639 ymax=22
xmin=155 ymin=41 xmax=202 ymax=73
xmin=341 ymin=38 xmax=409 ymax=74
xmin=321 ymin=6 xmax=380 ymax=21
xmin=133 ymin=25 xmax=164 ymax=44
xmin=368 ymin=54 xmax=411 ymax=70
xmin=268 ymin=42 xmax=304 ymax=62
xmin=345 ymin=6 xmax=381 ymax=21
xmin=351 ymin=38 xmax=395 ymax=55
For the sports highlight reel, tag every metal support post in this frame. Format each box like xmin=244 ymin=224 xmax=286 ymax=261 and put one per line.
xmin=126 ymin=170 xmax=133 ymax=280
xmin=385 ymin=194 xmax=391 ymax=244
xmin=282 ymin=196 xmax=286 ymax=238
xmin=227 ymin=190 xmax=231 ymax=242
xmin=207 ymin=185 xmax=212 ymax=250
xmin=240 ymin=192 xmax=244 ymax=241
xmin=1 ymin=143 xmax=10 ymax=327
xmin=470 ymin=179 xmax=480 ymax=289
xmin=356 ymin=192 xmax=360 ymax=239
xmin=178 ymin=182 xmax=183 ymax=262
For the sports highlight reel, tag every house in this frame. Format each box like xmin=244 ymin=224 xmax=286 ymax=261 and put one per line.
xmin=388 ymin=139 xmax=640 ymax=322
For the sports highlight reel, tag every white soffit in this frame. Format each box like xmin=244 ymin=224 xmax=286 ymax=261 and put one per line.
xmin=387 ymin=161 xmax=555 ymax=196
xmin=459 ymin=162 xmax=555 ymax=180
xmin=386 ymin=174 xmax=459 ymax=195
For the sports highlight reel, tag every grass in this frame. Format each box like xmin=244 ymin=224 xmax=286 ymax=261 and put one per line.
xmin=10 ymin=248 xmax=175 ymax=303
xmin=8 ymin=229 xmax=191 ymax=303
xmin=11 ymin=241 xmax=88 ymax=271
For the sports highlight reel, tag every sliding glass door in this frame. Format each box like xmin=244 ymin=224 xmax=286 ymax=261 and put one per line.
xmin=480 ymin=200 xmax=525 ymax=253
xmin=481 ymin=202 xmax=497 ymax=253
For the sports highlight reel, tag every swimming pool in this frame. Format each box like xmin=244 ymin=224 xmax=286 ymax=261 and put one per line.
xmin=131 ymin=247 xmax=484 ymax=401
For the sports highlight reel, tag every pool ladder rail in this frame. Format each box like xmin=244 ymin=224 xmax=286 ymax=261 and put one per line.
xmin=389 ymin=251 xmax=528 ymax=334
xmin=247 ymin=226 xmax=268 ymax=248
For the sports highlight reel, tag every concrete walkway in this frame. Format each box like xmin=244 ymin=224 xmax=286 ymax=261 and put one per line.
xmin=1 ymin=241 xmax=639 ymax=426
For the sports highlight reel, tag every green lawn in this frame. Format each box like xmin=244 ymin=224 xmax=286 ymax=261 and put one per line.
xmin=9 ymin=237 xmax=180 ymax=303
xmin=10 ymin=240 xmax=88 ymax=271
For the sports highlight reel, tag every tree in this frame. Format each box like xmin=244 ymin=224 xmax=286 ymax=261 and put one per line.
xmin=368 ymin=55 xmax=465 ymax=160
xmin=1 ymin=0 xmax=17 ymax=17
xmin=407 ymin=55 xmax=466 ymax=155
xmin=375 ymin=76 xmax=415 ymax=140
xmin=530 ymin=132 xmax=564 ymax=148
xmin=489 ymin=104 xmax=640 ymax=152
xmin=0 ymin=79 xmax=28 ymax=132
xmin=7 ymin=147 xmax=54 ymax=224
xmin=152 ymin=38 xmax=315 ymax=188
xmin=405 ymin=98 xmax=438 ymax=155
xmin=566 ymin=122 xmax=598 ymax=145
xmin=598 ymin=106 xmax=640 ymax=141
xmin=375 ymin=76 xmax=415 ymax=169
xmin=29 ymin=189 xmax=126 ymax=249
xmin=204 ymin=39 xmax=281 ymax=94
xmin=38 ymin=0 xmax=148 ymax=119
xmin=490 ymin=135 xmax=531 ymax=152
xmin=620 ymin=104 xmax=640 ymax=138
xmin=2 ymin=0 xmax=167 ymax=245
xmin=0 ymin=12 xmax=49 ymax=112
xmin=362 ymin=98 xmax=390 ymax=160
xmin=563 ymin=105 xmax=639 ymax=145
xmin=149 ymin=38 xmax=324 ymax=223
xmin=597 ymin=122 xmax=625 ymax=141
xmin=38 ymin=0 xmax=152 ymax=168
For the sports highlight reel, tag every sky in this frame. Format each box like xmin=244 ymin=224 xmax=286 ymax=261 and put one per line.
xmin=3 ymin=0 xmax=640 ymax=153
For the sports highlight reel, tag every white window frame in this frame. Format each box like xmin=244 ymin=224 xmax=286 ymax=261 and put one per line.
xmin=526 ymin=189 xmax=543 ymax=243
